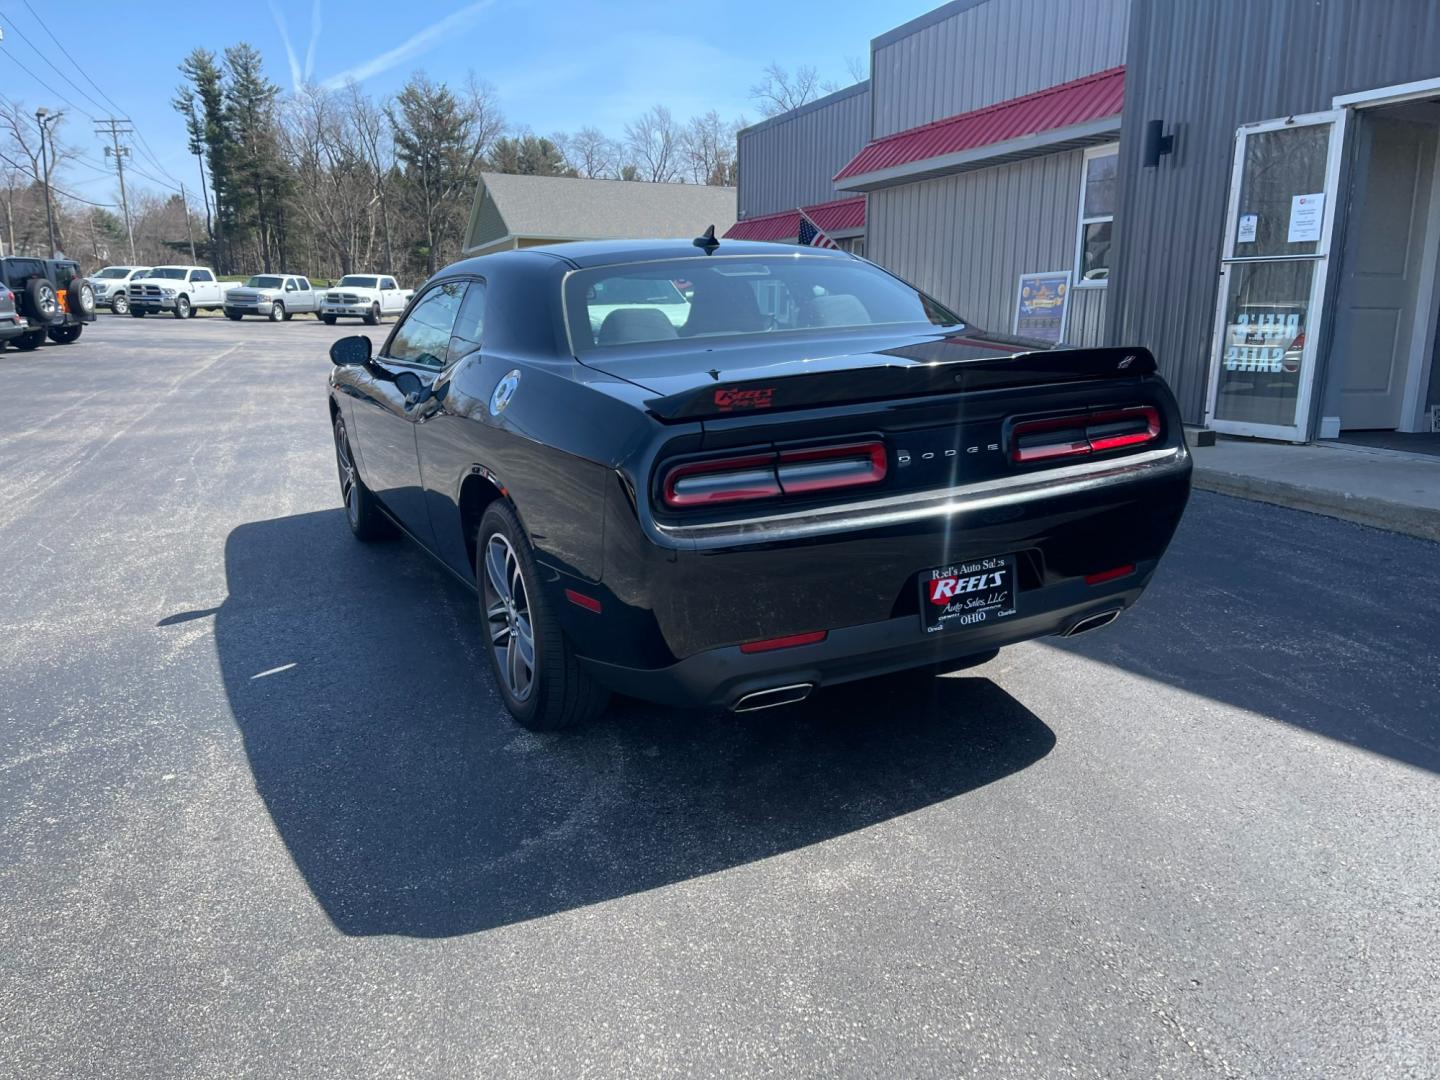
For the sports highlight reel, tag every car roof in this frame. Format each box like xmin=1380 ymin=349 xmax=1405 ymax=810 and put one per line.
xmin=441 ymin=238 xmax=852 ymax=278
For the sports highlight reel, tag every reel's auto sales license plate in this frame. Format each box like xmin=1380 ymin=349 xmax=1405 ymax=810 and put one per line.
xmin=920 ymin=556 xmax=1018 ymax=634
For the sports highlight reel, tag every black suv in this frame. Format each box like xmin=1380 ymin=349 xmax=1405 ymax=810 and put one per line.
xmin=0 ymin=257 xmax=96 ymax=349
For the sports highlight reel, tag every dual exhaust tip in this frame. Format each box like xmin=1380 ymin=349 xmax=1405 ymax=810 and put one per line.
xmin=730 ymin=609 xmax=1120 ymax=711
xmin=1064 ymin=608 xmax=1122 ymax=637
xmin=731 ymin=683 xmax=814 ymax=713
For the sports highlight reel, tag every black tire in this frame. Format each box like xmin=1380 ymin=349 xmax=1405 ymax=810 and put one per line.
xmin=26 ymin=279 xmax=60 ymax=324
xmin=282 ymin=309 xmax=294 ymax=321
xmin=334 ymin=416 xmax=393 ymax=542
xmin=225 ymin=309 xmax=243 ymax=321
xmin=13 ymin=329 xmax=44 ymax=350
xmin=172 ymin=295 xmax=191 ymax=320
xmin=363 ymin=302 xmax=380 ymax=326
xmin=130 ymin=308 xmax=147 ymax=318
xmin=322 ymin=314 xmax=337 ymax=325
xmin=268 ymin=300 xmax=283 ymax=322
xmin=68 ymin=279 xmax=96 ymax=318
xmin=477 ymin=502 xmax=610 ymax=731
xmin=111 ymin=292 xmax=129 ymax=315
xmin=47 ymin=324 xmax=82 ymax=344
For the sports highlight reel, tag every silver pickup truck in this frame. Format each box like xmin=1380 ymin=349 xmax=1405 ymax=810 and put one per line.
xmin=223 ymin=274 xmax=321 ymax=321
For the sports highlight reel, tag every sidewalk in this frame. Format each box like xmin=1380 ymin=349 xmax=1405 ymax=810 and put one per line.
xmin=1187 ymin=435 xmax=1440 ymax=542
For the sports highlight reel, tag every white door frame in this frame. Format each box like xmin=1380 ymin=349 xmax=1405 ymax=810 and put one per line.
xmin=1332 ymin=78 xmax=1440 ymax=433
xmin=1204 ymin=110 xmax=1350 ymax=442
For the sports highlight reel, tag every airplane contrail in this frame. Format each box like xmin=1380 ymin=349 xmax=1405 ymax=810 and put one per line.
xmin=320 ymin=0 xmax=494 ymax=90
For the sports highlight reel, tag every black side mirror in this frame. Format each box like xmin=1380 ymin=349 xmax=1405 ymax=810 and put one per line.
xmin=330 ymin=335 xmax=372 ymax=366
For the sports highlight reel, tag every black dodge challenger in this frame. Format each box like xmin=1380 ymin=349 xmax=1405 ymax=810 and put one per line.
xmin=327 ymin=237 xmax=1191 ymax=730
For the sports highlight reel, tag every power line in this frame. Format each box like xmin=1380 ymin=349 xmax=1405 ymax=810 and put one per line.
xmin=8 ymin=2 xmax=186 ymax=188
xmin=0 ymin=149 xmax=117 ymax=207
xmin=1 ymin=49 xmax=96 ymax=121
xmin=0 ymin=17 xmax=103 ymax=119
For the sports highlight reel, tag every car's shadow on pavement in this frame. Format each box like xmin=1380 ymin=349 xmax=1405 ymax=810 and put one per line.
xmin=202 ymin=509 xmax=1054 ymax=938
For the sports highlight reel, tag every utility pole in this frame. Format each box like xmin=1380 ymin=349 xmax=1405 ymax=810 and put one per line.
xmin=35 ymin=108 xmax=60 ymax=257
xmin=180 ymin=181 xmax=196 ymax=261
xmin=96 ymin=118 xmax=137 ymax=263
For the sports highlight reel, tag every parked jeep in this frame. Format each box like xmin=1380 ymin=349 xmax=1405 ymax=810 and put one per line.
xmin=224 ymin=274 xmax=320 ymax=321
xmin=87 ymin=265 xmax=151 ymax=314
xmin=0 ymin=256 xmax=96 ymax=348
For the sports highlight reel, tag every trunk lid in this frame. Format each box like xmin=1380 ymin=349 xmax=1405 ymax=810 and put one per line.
xmin=578 ymin=327 xmax=1155 ymax=422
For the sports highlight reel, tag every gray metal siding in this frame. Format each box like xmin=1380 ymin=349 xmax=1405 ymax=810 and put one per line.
xmin=871 ymin=0 xmax=1129 ymax=138
xmin=737 ymin=84 xmax=871 ymax=218
xmin=867 ymin=149 xmax=1107 ymax=346
xmin=1109 ymin=0 xmax=1440 ymax=424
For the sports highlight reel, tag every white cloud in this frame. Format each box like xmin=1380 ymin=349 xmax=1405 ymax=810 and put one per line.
xmin=319 ymin=0 xmax=495 ymax=90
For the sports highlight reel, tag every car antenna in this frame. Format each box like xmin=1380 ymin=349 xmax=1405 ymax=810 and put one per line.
xmin=693 ymin=225 xmax=719 ymax=255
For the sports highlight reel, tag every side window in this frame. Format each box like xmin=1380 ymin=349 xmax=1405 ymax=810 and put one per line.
xmin=382 ymin=278 xmax=398 ymax=291
xmin=1075 ymin=145 xmax=1117 ymax=287
xmin=284 ymin=277 xmax=298 ymax=291
xmin=298 ymin=278 xmax=311 ymax=291
xmin=385 ymin=281 xmax=469 ymax=369
xmin=449 ymin=280 xmax=486 ymax=356
xmin=193 ymin=269 xmax=214 ymax=283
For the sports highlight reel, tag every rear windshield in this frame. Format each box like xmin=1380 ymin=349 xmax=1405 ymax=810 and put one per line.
xmin=565 ymin=256 xmax=963 ymax=353
xmin=245 ymin=276 xmax=284 ymax=288
xmin=338 ymin=276 xmax=378 ymax=288
xmin=148 ymin=268 xmax=188 ymax=280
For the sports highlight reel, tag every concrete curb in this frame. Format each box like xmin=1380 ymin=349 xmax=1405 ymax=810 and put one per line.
xmin=1193 ymin=467 xmax=1440 ymax=543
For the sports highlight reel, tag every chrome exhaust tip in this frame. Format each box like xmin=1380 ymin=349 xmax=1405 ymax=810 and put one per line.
xmin=731 ymin=683 xmax=814 ymax=713
xmin=1064 ymin=608 xmax=1122 ymax=637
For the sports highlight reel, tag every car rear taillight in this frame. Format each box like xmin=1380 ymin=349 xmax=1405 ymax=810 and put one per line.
xmin=1010 ymin=406 xmax=1161 ymax=464
xmin=661 ymin=440 xmax=888 ymax=509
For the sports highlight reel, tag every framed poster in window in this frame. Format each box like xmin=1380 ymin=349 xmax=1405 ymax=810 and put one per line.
xmin=1013 ymin=270 xmax=1072 ymax=345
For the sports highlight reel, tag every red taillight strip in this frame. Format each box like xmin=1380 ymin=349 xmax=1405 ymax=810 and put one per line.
xmin=775 ymin=441 xmax=887 ymax=494
xmin=663 ymin=453 xmax=782 ymax=507
xmin=662 ymin=441 xmax=888 ymax=509
xmin=1011 ymin=406 xmax=1161 ymax=463
xmin=739 ymin=630 xmax=827 ymax=653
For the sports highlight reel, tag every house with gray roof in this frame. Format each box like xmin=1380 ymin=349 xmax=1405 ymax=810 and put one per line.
xmin=461 ymin=172 xmax=738 ymax=257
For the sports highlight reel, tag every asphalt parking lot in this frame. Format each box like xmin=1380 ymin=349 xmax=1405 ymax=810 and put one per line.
xmin=2 ymin=314 xmax=1438 ymax=1079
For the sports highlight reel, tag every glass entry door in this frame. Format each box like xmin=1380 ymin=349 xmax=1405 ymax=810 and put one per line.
xmin=1206 ymin=112 xmax=1347 ymax=441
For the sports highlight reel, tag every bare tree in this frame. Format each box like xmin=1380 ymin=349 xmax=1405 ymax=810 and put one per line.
xmin=624 ymin=105 xmax=681 ymax=183
xmin=344 ymin=81 xmax=397 ymax=273
xmin=680 ymin=111 xmax=741 ymax=186
xmin=281 ymin=85 xmax=377 ymax=275
xmin=749 ymin=63 xmax=823 ymax=117
xmin=559 ymin=126 xmax=620 ymax=179
xmin=844 ymin=55 xmax=868 ymax=84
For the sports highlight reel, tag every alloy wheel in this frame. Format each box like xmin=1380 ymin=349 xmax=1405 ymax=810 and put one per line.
xmin=482 ymin=533 xmax=536 ymax=702
xmin=334 ymin=420 xmax=360 ymax=527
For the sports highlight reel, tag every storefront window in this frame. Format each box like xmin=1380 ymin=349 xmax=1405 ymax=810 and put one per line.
xmin=1075 ymin=145 xmax=1117 ymax=286
xmin=1214 ymin=260 xmax=1314 ymax=427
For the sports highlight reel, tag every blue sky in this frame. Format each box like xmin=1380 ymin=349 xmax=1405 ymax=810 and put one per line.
xmin=2 ymin=0 xmax=939 ymax=209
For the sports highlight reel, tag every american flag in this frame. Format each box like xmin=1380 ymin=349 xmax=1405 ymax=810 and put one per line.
xmin=797 ymin=209 xmax=838 ymax=249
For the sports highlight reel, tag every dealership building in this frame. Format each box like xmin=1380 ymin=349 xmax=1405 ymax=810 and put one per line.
xmin=731 ymin=0 xmax=1440 ymax=446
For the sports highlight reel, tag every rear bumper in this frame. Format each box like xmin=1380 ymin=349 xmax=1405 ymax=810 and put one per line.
xmin=0 ymin=317 xmax=25 ymax=341
xmin=581 ymin=564 xmax=1154 ymax=709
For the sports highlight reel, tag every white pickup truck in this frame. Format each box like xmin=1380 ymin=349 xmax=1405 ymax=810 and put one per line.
xmin=319 ymin=274 xmax=411 ymax=325
xmin=128 ymin=266 xmax=236 ymax=319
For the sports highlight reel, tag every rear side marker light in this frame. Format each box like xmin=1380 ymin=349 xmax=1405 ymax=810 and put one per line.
xmin=662 ymin=441 xmax=887 ymax=509
xmin=564 ymin=588 xmax=602 ymax=613
xmin=739 ymin=630 xmax=827 ymax=653
xmin=1011 ymin=406 xmax=1161 ymax=463
xmin=1085 ymin=564 xmax=1136 ymax=586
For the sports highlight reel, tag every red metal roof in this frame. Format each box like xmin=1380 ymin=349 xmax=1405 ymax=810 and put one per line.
xmin=722 ymin=196 xmax=866 ymax=242
xmin=835 ymin=66 xmax=1125 ymax=183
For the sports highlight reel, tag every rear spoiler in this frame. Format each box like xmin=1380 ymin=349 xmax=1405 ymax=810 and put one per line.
xmin=643 ymin=346 xmax=1158 ymax=422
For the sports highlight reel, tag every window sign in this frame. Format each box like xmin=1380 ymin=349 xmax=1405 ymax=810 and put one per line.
xmin=1014 ymin=271 xmax=1072 ymax=345
xmin=1237 ymin=213 xmax=1258 ymax=243
xmin=1287 ymin=193 xmax=1325 ymax=243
